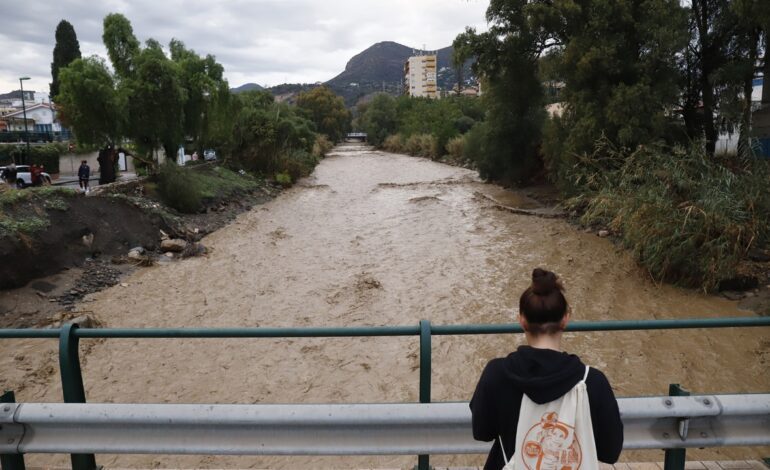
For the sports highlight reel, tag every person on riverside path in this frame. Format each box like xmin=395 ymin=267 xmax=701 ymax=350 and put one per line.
xmin=78 ymin=160 xmax=91 ymax=193
xmin=470 ymin=268 xmax=623 ymax=469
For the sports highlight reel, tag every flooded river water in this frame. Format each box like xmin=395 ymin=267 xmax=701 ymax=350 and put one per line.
xmin=2 ymin=144 xmax=768 ymax=467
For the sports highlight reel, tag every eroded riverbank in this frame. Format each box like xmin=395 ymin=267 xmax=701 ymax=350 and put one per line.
xmin=1 ymin=144 xmax=768 ymax=468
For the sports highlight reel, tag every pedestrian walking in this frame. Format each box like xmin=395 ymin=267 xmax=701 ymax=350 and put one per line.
xmin=470 ymin=268 xmax=623 ymax=469
xmin=30 ymin=164 xmax=42 ymax=187
xmin=2 ymin=162 xmax=17 ymax=186
xmin=78 ymin=160 xmax=91 ymax=193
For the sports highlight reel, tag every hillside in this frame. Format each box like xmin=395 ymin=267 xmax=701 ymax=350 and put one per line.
xmin=251 ymin=41 xmax=476 ymax=107
xmin=325 ymin=41 xmax=475 ymax=106
xmin=0 ymin=90 xmax=36 ymax=100
xmin=230 ymin=83 xmax=264 ymax=93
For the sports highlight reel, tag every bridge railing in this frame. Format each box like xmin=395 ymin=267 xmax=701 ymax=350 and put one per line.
xmin=1 ymin=316 xmax=769 ymax=470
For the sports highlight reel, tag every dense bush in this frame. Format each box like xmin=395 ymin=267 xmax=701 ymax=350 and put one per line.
xmin=156 ymin=162 xmax=205 ymax=213
xmin=404 ymin=134 xmax=439 ymax=159
xmin=359 ymin=94 xmax=398 ymax=146
xmin=382 ymin=134 xmax=439 ymax=159
xmin=360 ymin=94 xmax=483 ymax=158
xmin=296 ymin=86 xmax=351 ymax=142
xmin=278 ymin=149 xmax=319 ymax=183
xmin=445 ymin=135 xmax=465 ymax=160
xmin=312 ymin=134 xmax=334 ymax=159
xmin=156 ymin=163 xmax=261 ymax=213
xmin=0 ymin=145 xmax=61 ymax=173
xmin=565 ymin=139 xmax=770 ymax=290
xmin=229 ymin=91 xmax=316 ymax=175
xmin=382 ymin=134 xmax=405 ymax=153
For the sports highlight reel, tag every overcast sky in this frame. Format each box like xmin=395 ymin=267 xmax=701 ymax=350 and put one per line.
xmin=0 ymin=0 xmax=489 ymax=95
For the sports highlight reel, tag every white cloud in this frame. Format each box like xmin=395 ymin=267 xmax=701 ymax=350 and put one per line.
xmin=0 ymin=0 xmax=489 ymax=94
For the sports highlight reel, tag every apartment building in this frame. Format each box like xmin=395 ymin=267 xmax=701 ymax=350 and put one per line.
xmin=404 ymin=54 xmax=438 ymax=99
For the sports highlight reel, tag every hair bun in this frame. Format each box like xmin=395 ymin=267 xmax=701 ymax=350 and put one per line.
xmin=531 ymin=268 xmax=561 ymax=295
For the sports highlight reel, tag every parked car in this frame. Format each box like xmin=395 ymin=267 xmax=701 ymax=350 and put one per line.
xmin=0 ymin=165 xmax=52 ymax=188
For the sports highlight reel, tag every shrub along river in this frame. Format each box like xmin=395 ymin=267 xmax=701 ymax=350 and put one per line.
xmin=1 ymin=143 xmax=768 ymax=467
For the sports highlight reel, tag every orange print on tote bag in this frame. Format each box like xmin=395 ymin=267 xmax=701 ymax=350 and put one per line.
xmin=498 ymin=366 xmax=598 ymax=470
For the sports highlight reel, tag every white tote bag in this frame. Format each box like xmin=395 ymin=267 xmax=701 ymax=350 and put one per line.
xmin=498 ymin=366 xmax=598 ymax=470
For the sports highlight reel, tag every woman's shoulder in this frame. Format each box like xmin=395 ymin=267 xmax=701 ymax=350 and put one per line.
xmin=585 ymin=366 xmax=617 ymax=395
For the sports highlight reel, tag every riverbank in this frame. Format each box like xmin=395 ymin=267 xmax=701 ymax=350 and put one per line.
xmin=0 ymin=171 xmax=281 ymax=328
xmin=0 ymin=144 xmax=767 ymax=467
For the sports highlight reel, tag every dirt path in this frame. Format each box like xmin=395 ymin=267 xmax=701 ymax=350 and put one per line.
xmin=1 ymin=144 xmax=768 ymax=468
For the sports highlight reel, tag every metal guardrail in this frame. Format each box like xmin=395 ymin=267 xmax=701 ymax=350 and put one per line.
xmin=1 ymin=395 xmax=769 ymax=455
xmin=1 ymin=317 xmax=769 ymax=470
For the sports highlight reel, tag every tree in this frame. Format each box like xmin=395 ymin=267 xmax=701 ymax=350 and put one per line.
xmin=50 ymin=20 xmax=81 ymax=101
xmin=359 ymin=94 xmax=398 ymax=146
xmin=731 ymin=0 xmax=770 ymax=156
xmin=555 ymin=0 xmax=687 ymax=157
xmin=123 ymin=42 xmax=186 ymax=160
xmin=681 ymin=0 xmax=747 ymax=155
xmin=229 ymin=90 xmax=315 ymax=173
xmin=452 ymin=0 xmax=547 ymax=184
xmin=56 ymin=56 xmax=122 ymax=147
xmin=170 ymin=39 xmax=228 ymax=148
xmin=102 ymin=13 xmax=140 ymax=80
xmin=295 ymin=86 xmax=351 ymax=142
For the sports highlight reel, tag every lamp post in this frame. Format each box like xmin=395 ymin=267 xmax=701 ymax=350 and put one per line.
xmin=19 ymin=77 xmax=31 ymax=164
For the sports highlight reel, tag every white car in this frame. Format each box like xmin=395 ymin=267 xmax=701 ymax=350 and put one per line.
xmin=0 ymin=165 xmax=52 ymax=188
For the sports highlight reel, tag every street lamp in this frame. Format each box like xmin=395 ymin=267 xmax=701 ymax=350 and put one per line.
xmin=19 ymin=76 xmax=31 ymax=164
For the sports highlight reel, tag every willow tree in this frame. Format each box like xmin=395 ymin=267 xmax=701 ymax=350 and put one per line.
xmin=56 ymin=56 xmax=122 ymax=147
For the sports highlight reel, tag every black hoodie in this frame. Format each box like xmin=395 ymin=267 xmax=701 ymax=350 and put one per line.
xmin=470 ymin=346 xmax=623 ymax=469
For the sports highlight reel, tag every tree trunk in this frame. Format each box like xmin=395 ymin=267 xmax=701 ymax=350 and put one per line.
xmin=694 ymin=0 xmax=717 ymax=156
xmin=739 ymin=30 xmax=760 ymax=158
xmin=763 ymin=34 xmax=770 ymax=107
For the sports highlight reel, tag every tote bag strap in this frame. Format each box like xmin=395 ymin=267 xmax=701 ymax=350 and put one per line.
xmin=497 ymin=435 xmax=510 ymax=465
xmin=581 ymin=365 xmax=590 ymax=383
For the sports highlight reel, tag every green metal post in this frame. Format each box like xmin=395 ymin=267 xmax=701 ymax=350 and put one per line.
xmin=59 ymin=323 xmax=96 ymax=470
xmin=0 ymin=391 xmax=25 ymax=470
xmin=417 ymin=320 xmax=431 ymax=470
xmin=663 ymin=384 xmax=689 ymax=470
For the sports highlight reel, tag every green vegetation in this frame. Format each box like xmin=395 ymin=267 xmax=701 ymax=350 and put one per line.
xmin=351 ymin=0 xmax=770 ymax=289
xmin=0 ymin=187 xmax=77 ymax=237
xmin=566 ymin=141 xmax=770 ymax=290
xmin=359 ymin=94 xmax=484 ymax=160
xmin=0 ymin=144 xmax=62 ymax=173
xmin=56 ymin=12 xmax=342 ymax=212
xmin=50 ymin=19 xmax=81 ymax=101
xmin=156 ymin=163 xmax=263 ymax=213
xmin=225 ymin=90 xmax=318 ymax=181
xmin=296 ymin=86 xmax=351 ymax=142
xmin=441 ymin=0 xmax=770 ymax=289
xmin=57 ymin=56 xmax=122 ymax=147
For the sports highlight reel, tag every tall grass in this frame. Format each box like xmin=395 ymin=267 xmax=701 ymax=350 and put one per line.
xmin=382 ymin=133 xmax=439 ymax=159
xmin=565 ymin=139 xmax=770 ymax=290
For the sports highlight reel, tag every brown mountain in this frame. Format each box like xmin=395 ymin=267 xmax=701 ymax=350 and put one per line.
xmin=324 ymin=41 xmax=474 ymax=106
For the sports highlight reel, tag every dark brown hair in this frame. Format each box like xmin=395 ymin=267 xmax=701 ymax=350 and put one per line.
xmin=519 ymin=268 xmax=568 ymax=335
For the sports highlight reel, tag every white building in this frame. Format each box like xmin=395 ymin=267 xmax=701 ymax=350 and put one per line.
xmin=715 ymin=78 xmax=763 ymax=154
xmin=2 ymin=103 xmax=62 ymax=133
xmin=404 ymin=54 xmax=438 ymax=99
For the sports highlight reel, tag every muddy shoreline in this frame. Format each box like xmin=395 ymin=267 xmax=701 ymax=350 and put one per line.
xmin=0 ymin=144 xmax=768 ymax=467
xmin=0 ymin=180 xmax=279 ymax=328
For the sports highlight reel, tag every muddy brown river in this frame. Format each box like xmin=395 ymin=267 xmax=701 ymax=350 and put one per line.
xmin=1 ymin=144 xmax=768 ymax=468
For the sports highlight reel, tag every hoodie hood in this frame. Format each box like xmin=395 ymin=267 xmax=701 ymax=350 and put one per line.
xmin=501 ymin=345 xmax=586 ymax=404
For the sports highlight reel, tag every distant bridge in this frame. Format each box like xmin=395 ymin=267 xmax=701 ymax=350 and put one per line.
xmin=345 ymin=132 xmax=367 ymax=142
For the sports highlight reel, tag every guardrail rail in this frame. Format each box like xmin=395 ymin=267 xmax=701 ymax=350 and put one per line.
xmin=1 ymin=316 xmax=768 ymax=470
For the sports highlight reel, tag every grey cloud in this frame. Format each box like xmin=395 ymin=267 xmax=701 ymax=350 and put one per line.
xmin=0 ymin=0 xmax=489 ymax=92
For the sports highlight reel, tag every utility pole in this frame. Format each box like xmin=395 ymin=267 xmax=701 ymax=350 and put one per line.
xmin=19 ymin=76 xmax=31 ymax=164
